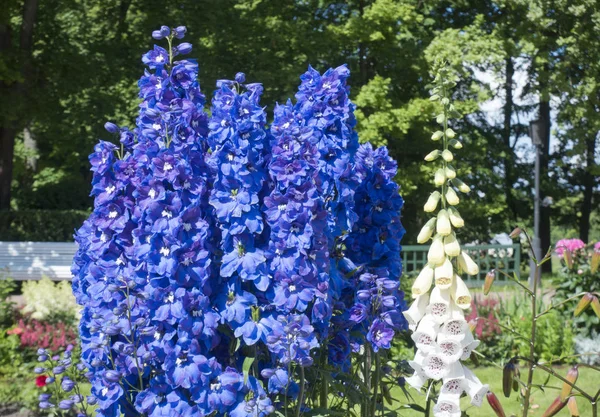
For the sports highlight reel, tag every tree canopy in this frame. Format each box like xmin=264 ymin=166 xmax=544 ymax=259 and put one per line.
xmin=1 ymin=0 xmax=598 ymax=250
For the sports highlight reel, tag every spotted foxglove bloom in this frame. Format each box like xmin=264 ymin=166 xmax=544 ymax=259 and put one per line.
xmin=71 ymin=27 xmax=406 ymax=417
xmin=402 ymin=63 xmax=487 ymax=416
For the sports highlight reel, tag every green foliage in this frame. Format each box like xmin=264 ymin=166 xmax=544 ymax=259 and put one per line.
xmin=0 ymin=209 xmax=89 ymax=241
xmin=0 ymin=278 xmax=16 ymax=329
xmin=494 ymin=294 xmax=576 ymax=364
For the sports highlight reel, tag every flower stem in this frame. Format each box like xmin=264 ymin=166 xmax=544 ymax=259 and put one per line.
xmin=296 ymin=366 xmax=305 ymax=417
xmin=371 ymin=351 xmax=380 ymax=417
xmin=522 ymin=260 xmax=540 ymax=417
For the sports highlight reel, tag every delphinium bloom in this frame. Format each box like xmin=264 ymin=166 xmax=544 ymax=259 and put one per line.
xmin=72 ymin=27 xmax=407 ymax=417
xmin=403 ymin=63 xmax=488 ymax=416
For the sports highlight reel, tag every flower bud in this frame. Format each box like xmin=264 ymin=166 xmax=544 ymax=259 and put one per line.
xmin=446 ymin=128 xmax=456 ymax=138
xmin=417 ymin=218 xmax=436 ymax=243
xmin=152 ymin=30 xmax=164 ymax=40
xmin=104 ymin=122 xmax=119 ymax=134
xmin=509 ymin=227 xmax=521 ymax=239
xmin=173 ymin=26 xmax=187 ymax=39
xmin=434 ymin=258 xmax=453 ymax=289
xmin=441 ymin=149 xmax=453 ymax=162
xmin=574 ymin=293 xmax=593 ymax=317
xmin=412 ymin=265 xmax=434 ymax=297
xmin=176 ymin=42 xmax=192 ymax=55
xmin=541 ymin=396 xmax=567 ymax=417
xmin=434 ymin=168 xmax=446 ymax=186
xmin=445 ymin=165 xmax=456 ymax=179
xmin=591 ymin=251 xmax=600 ymax=274
xmin=159 ymin=25 xmax=170 ymax=37
xmin=424 ymin=191 xmax=441 ymax=212
xmin=458 ymin=251 xmax=479 ymax=276
xmin=235 ymin=72 xmax=246 ymax=83
xmin=502 ymin=362 xmax=515 ymax=398
xmin=567 ymin=397 xmax=579 ymax=416
xmin=451 ymin=275 xmax=471 ymax=309
xmin=436 ymin=113 xmax=446 ymax=125
xmin=437 ymin=209 xmax=452 ymax=236
xmin=445 ymin=187 xmax=459 ymax=205
xmin=452 ymin=178 xmax=471 ymax=193
xmin=424 ymin=150 xmax=441 ymax=161
xmin=483 ymin=270 xmax=495 ymax=295
xmin=591 ymin=295 xmax=600 ymax=319
xmin=486 ymin=392 xmax=506 ymax=417
xmin=428 ymin=236 xmax=446 ymax=266
xmin=431 ymin=130 xmax=444 ymax=141
xmin=564 ymin=249 xmax=573 ymax=269
xmin=448 ymin=207 xmax=464 ymax=228
xmin=449 ymin=139 xmax=463 ymax=149
xmin=560 ymin=366 xmax=578 ymax=401
xmin=443 ymin=234 xmax=460 ymax=257
xmin=59 ymin=400 xmax=74 ymax=410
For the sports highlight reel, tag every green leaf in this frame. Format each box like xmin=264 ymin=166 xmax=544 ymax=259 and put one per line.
xmin=242 ymin=356 xmax=255 ymax=384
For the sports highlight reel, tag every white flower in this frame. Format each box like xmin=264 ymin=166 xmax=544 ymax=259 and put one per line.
xmin=464 ymin=367 xmax=489 ymax=406
xmin=411 ymin=315 xmax=439 ymax=353
xmin=423 ymin=353 xmax=450 ymax=380
xmin=447 ymin=207 xmax=464 ymax=228
xmin=427 ymin=288 xmax=451 ymax=324
xmin=428 ymin=235 xmax=446 ymax=265
xmin=412 ymin=266 xmax=434 ymax=297
xmin=418 ymin=218 xmax=437 ymax=243
xmin=443 ymin=234 xmax=460 ymax=257
xmin=434 ymin=258 xmax=453 ymax=289
xmin=405 ymin=372 xmax=428 ymax=391
xmin=424 ymin=191 xmax=442 ymax=212
xmin=451 ymin=275 xmax=472 ymax=309
xmin=436 ymin=209 xmax=452 ymax=236
xmin=403 ymin=294 xmax=429 ymax=328
xmin=433 ymin=396 xmax=461 ymax=417
xmin=445 ymin=187 xmax=459 ymax=205
xmin=457 ymin=251 xmax=479 ymax=275
xmin=437 ymin=338 xmax=463 ymax=363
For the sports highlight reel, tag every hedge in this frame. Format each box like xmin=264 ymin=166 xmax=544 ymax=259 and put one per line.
xmin=0 ymin=210 xmax=90 ymax=242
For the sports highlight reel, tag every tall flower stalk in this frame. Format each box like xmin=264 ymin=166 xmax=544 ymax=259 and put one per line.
xmin=403 ymin=61 xmax=488 ymax=416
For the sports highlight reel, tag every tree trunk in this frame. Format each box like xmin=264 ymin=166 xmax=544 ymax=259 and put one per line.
xmin=503 ymin=54 xmax=516 ymax=219
xmin=579 ymin=135 xmax=597 ymax=242
xmin=539 ymin=98 xmax=552 ymax=274
xmin=0 ymin=0 xmax=39 ymax=210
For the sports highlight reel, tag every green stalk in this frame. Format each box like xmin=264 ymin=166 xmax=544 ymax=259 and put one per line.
xmin=296 ymin=366 xmax=305 ymax=417
xmin=521 ymin=261 xmax=539 ymax=417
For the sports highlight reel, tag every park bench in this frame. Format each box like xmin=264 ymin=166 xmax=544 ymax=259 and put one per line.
xmin=0 ymin=241 xmax=76 ymax=281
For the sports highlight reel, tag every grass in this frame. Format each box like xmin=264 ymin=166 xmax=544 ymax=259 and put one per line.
xmin=388 ymin=365 xmax=598 ymax=416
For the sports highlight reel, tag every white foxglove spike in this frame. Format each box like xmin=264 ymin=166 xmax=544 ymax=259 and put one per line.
xmin=423 ymin=353 xmax=450 ymax=380
xmin=403 ymin=293 xmax=429 ymax=326
xmin=440 ymin=378 xmax=465 ymax=398
xmin=428 ymin=236 xmax=446 ymax=265
xmin=451 ymin=275 xmax=472 ymax=309
xmin=443 ymin=234 xmax=460 ymax=257
xmin=457 ymin=251 xmax=479 ymax=275
xmin=411 ymin=315 xmax=439 ymax=353
xmin=424 ymin=191 xmax=441 ymax=212
xmin=405 ymin=372 xmax=428 ymax=391
xmin=434 ymin=258 xmax=453 ymax=288
xmin=417 ymin=218 xmax=437 ymax=243
xmin=437 ymin=338 xmax=463 ymax=363
xmin=433 ymin=398 xmax=461 ymax=417
xmin=439 ymin=316 xmax=468 ymax=341
xmin=436 ymin=209 xmax=452 ymax=236
xmin=412 ymin=266 xmax=434 ymax=297
xmin=427 ymin=288 xmax=451 ymax=323
xmin=464 ymin=367 xmax=489 ymax=406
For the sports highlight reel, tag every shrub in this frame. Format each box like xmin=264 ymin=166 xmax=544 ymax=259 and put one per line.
xmin=21 ymin=277 xmax=79 ymax=324
xmin=0 ymin=209 xmax=90 ymax=242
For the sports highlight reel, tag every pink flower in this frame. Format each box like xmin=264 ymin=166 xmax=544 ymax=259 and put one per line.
xmin=594 ymin=242 xmax=600 ymax=253
xmin=35 ymin=375 xmax=47 ymax=387
xmin=555 ymin=238 xmax=585 ymax=257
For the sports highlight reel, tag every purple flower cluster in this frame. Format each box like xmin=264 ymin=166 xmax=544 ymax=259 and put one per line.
xmin=71 ymin=27 xmax=406 ymax=417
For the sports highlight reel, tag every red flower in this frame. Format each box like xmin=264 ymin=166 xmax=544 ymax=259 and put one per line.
xmin=6 ymin=327 xmax=23 ymax=335
xmin=35 ymin=375 xmax=47 ymax=387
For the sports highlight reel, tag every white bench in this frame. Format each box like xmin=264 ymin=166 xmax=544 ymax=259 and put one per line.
xmin=0 ymin=241 xmax=77 ymax=280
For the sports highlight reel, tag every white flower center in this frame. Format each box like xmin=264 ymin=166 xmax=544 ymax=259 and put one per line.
xmin=282 ymin=122 xmax=290 ymax=129
xmin=278 ymin=204 xmax=286 ymax=211
xmin=105 ymin=185 xmax=116 ymax=195
xmin=156 ymin=55 xmax=164 ymax=63
xmin=108 ymin=210 xmax=118 ymax=219
xmin=162 ymin=209 xmax=172 ymax=218
xmin=148 ymin=189 xmax=157 ymax=199
xmin=163 ymin=162 xmax=173 ymax=171
xmin=152 ymin=123 xmax=161 ymax=130
xmin=160 ymin=246 xmax=170 ymax=256
xmin=289 ymin=284 xmax=296 ymax=292
xmin=183 ymin=223 xmax=192 ymax=231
